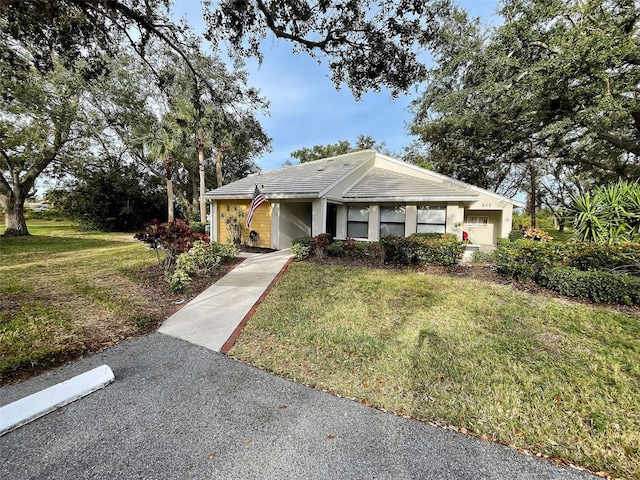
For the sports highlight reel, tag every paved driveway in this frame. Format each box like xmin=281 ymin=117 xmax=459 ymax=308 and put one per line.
xmin=1 ymin=333 xmax=596 ymax=479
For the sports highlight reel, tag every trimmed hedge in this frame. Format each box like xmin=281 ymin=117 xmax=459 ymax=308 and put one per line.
xmin=538 ymin=267 xmax=640 ymax=305
xmin=495 ymin=239 xmax=640 ymax=305
xmin=380 ymin=233 xmax=464 ymax=267
xmin=495 ymin=239 xmax=640 ymax=280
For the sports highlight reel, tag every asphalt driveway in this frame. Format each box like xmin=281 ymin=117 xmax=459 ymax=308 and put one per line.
xmin=1 ymin=333 xmax=596 ymax=480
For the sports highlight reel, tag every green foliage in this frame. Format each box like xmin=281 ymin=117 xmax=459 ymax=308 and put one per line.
xmin=291 ymin=243 xmax=311 ymax=259
xmin=571 ymin=180 xmax=640 ymax=244
xmin=496 ymin=238 xmax=640 ymax=303
xmin=292 ymin=236 xmax=312 ymax=248
xmin=538 ymin=268 xmax=640 ymax=306
xmin=568 ymin=243 xmax=640 ymax=276
xmin=289 ymin=135 xmax=387 ymax=164
xmin=206 ymin=0 xmax=453 ymax=99
xmin=189 ymin=222 xmax=206 ymax=234
xmin=165 ymin=268 xmax=192 ymax=294
xmin=166 ymin=240 xmax=238 ymax=293
xmin=508 ymin=229 xmax=524 ymax=241
xmin=134 ymin=219 xmax=209 ymax=268
xmin=409 ymin=233 xmax=465 ymax=267
xmin=494 ymin=240 xmax=567 ymax=281
xmin=59 ymin=158 xmax=166 ymax=231
xmin=327 ymin=240 xmax=345 ymax=257
xmin=409 ymin=1 xmax=640 ymax=216
xmin=380 ymin=233 xmax=463 ymax=266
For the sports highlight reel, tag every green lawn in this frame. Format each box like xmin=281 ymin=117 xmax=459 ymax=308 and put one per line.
xmin=229 ymin=262 xmax=640 ymax=479
xmin=0 ymin=220 xmax=160 ymax=382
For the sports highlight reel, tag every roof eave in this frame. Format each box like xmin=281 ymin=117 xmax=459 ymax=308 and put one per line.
xmin=341 ymin=196 xmax=480 ymax=203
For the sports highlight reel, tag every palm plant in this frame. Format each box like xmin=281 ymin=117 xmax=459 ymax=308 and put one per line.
xmin=571 ymin=180 xmax=640 ymax=244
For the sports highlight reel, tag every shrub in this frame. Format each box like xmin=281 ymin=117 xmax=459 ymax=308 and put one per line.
xmin=567 ymin=243 xmax=640 ymax=276
xmin=571 ymin=180 xmax=640 ymax=244
xmin=311 ymin=233 xmax=332 ymax=258
xmin=165 ymin=268 xmax=192 ymax=294
xmin=508 ymin=229 xmax=524 ymax=241
xmin=167 ymin=240 xmax=239 ymax=293
xmin=409 ymin=233 xmax=465 ymax=267
xmin=538 ymin=267 xmax=640 ymax=305
xmin=353 ymin=241 xmax=370 ymax=259
xmin=380 ymin=234 xmax=413 ymax=264
xmin=381 ymin=233 xmax=464 ymax=266
xmin=472 ymin=250 xmax=495 ymax=263
xmin=292 ymin=236 xmax=312 ymax=248
xmin=494 ymin=239 xmax=567 ymax=281
xmin=189 ymin=221 xmax=206 ymax=234
xmin=292 ymin=243 xmax=311 ymax=259
xmin=134 ymin=219 xmax=208 ymax=268
xmin=327 ymin=240 xmax=345 ymax=257
xmin=342 ymin=237 xmax=357 ymax=255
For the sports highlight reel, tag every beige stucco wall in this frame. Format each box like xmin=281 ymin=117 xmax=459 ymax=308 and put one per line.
xmin=464 ymin=210 xmax=503 ymax=245
xmin=277 ymin=202 xmax=312 ymax=249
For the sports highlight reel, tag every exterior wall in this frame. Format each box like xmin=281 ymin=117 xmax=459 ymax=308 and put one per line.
xmin=446 ymin=204 xmax=465 ymax=238
xmin=339 ymin=202 xmax=466 ymax=241
xmin=336 ymin=205 xmax=347 ymax=239
xmin=311 ymin=198 xmax=326 ymax=236
xmin=405 ymin=205 xmax=417 ymax=236
xmin=278 ymin=202 xmax=312 ymax=249
xmin=463 ymin=210 xmax=502 ymax=246
xmin=216 ymin=200 xmax=271 ymax=248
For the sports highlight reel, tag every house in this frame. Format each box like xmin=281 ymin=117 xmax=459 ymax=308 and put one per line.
xmin=204 ymin=150 xmax=523 ymax=250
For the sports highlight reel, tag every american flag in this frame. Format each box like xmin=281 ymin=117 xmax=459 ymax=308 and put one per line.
xmin=245 ymin=185 xmax=268 ymax=228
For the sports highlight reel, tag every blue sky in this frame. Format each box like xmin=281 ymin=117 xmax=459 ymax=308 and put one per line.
xmin=173 ymin=1 xmax=500 ymax=171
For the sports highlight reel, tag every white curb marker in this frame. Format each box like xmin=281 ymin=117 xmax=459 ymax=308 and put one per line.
xmin=0 ymin=365 xmax=115 ymax=436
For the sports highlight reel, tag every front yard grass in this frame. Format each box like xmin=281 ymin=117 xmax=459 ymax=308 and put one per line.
xmin=229 ymin=262 xmax=640 ymax=479
xmin=0 ymin=221 xmax=161 ymax=382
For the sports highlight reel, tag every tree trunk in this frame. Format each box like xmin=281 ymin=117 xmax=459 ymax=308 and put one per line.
xmin=215 ymin=149 xmax=224 ymax=188
xmin=2 ymin=199 xmax=30 ymax=236
xmin=165 ymin=153 xmax=174 ymax=223
xmin=528 ymin=158 xmax=537 ymax=229
xmin=197 ymin=130 xmax=207 ymax=223
xmin=166 ymin=179 xmax=175 ymax=222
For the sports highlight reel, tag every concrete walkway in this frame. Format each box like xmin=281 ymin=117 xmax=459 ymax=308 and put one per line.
xmin=158 ymin=249 xmax=293 ymax=352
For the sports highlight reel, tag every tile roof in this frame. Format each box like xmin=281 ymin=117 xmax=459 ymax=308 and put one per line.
xmin=343 ymin=168 xmax=478 ymax=201
xmin=204 ymin=150 xmax=375 ymax=198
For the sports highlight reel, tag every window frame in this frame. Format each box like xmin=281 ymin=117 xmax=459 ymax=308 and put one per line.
xmin=379 ymin=205 xmax=406 ymax=237
xmin=416 ymin=205 xmax=446 ymax=234
xmin=466 ymin=215 xmax=489 ymax=228
xmin=347 ymin=206 xmax=370 ymax=239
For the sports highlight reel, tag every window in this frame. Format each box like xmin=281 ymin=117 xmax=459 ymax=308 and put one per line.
xmin=466 ymin=215 xmax=489 ymax=228
xmin=347 ymin=206 xmax=369 ymax=238
xmin=380 ymin=206 xmax=406 ymax=236
xmin=417 ymin=205 xmax=446 ymax=233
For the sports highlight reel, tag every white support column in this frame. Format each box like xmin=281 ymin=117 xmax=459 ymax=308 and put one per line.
xmin=405 ymin=205 xmax=417 ymax=236
xmin=311 ymin=198 xmax=326 ymax=236
xmin=368 ymin=204 xmax=380 ymax=241
xmin=210 ymin=202 xmax=218 ymax=243
xmin=336 ymin=205 xmax=347 ymax=239
xmin=270 ymin=202 xmax=280 ymax=249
